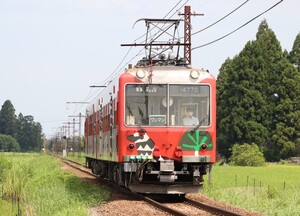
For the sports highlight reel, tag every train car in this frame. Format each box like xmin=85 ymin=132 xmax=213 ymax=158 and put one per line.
xmin=84 ymin=53 xmax=216 ymax=194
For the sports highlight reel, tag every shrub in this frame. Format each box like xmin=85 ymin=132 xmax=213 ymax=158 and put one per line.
xmin=0 ymin=134 xmax=20 ymax=152
xmin=229 ymin=143 xmax=265 ymax=166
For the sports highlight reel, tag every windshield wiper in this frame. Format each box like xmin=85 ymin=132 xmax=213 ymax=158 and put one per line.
xmin=190 ymin=115 xmax=209 ymax=133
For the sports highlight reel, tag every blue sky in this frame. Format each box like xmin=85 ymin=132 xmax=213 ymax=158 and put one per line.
xmin=0 ymin=0 xmax=299 ymax=138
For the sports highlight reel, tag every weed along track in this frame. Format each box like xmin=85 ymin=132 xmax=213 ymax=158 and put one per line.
xmin=60 ymin=157 xmax=253 ymax=216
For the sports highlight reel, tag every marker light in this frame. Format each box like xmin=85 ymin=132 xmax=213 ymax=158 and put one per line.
xmin=147 ymin=155 xmax=153 ymax=160
xmin=153 ymin=146 xmax=161 ymax=158
xmin=190 ymin=70 xmax=200 ymax=79
xmin=136 ymin=70 xmax=145 ymax=78
xmin=175 ymin=146 xmax=183 ymax=158
xmin=128 ymin=143 xmax=135 ymax=150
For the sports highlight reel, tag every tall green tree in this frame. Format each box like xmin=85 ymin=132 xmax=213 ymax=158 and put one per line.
xmin=16 ymin=113 xmax=43 ymax=151
xmin=217 ymin=58 xmax=234 ymax=158
xmin=217 ymin=39 xmax=270 ymax=157
xmin=217 ymin=20 xmax=300 ymax=161
xmin=0 ymin=100 xmax=17 ymax=136
xmin=269 ymin=61 xmax=300 ymax=159
xmin=256 ymin=22 xmax=300 ymax=160
xmin=289 ymin=32 xmax=300 ymax=72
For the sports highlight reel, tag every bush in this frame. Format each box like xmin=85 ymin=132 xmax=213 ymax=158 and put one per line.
xmin=229 ymin=143 xmax=265 ymax=166
xmin=0 ymin=134 xmax=20 ymax=152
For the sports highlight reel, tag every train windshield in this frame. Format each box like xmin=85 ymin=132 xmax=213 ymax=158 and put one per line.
xmin=125 ymin=84 xmax=210 ymax=127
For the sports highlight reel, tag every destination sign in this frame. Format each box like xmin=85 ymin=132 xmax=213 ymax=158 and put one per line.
xmin=135 ymin=86 xmax=158 ymax=93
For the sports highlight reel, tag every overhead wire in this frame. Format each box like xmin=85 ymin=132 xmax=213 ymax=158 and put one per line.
xmin=67 ymin=0 xmax=190 ymax=119
xmin=133 ymin=0 xmax=186 ymax=43
xmin=192 ymin=0 xmax=284 ymax=50
xmin=91 ymin=0 xmax=187 ymax=89
xmin=102 ymin=0 xmax=190 ymax=83
xmin=67 ymin=0 xmax=247 ymax=116
xmin=67 ymin=0 xmax=189 ymax=120
xmin=191 ymin=0 xmax=250 ymax=36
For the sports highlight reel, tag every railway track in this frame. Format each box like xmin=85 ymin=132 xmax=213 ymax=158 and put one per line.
xmin=59 ymin=157 xmax=243 ymax=216
xmin=140 ymin=194 xmax=243 ymax=216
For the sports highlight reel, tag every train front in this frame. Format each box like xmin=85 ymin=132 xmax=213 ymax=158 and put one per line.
xmin=118 ymin=64 xmax=216 ymax=194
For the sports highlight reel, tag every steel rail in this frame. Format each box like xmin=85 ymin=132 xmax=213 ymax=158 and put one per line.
xmin=185 ymin=197 xmax=243 ymax=216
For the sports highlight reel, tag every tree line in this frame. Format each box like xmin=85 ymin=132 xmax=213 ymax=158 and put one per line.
xmin=0 ymin=100 xmax=43 ymax=152
xmin=217 ymin=20 xmax=300 ymax=162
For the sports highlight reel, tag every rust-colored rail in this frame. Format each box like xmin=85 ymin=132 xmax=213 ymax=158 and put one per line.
xmin=185 ymin=197 xmax=243 ymax=216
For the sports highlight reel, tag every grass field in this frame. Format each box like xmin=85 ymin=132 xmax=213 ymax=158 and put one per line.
xmin=0 ymin=153 xmax=108 ymax=216
xmin=202 ymin=164 xmax=300 ymax=216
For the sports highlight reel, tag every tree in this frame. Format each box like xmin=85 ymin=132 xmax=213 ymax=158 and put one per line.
xmin=269 ymin=62 xmax=300 ymax=160
xmin=289 ymin=32 xmax=300 ymax=72
xmin=217 ymin=20 xmax=300 ymax=161
xmin=0 ymin=100 xmax=17 ymax=136
xmin=16 ymin=113 xmax=43 ymax=151
xmin=229 ymin=143 xmax=265 ymax=166
xmin=0 ymin=134 xmax=20 ymax=152
xmin=217 ymin=35 xmax=271 ymax=155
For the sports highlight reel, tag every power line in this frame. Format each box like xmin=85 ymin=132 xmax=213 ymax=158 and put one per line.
xmin=96 ymin=0 xmax=190 ymax=87
xmin=192 ymin=0 xmax=284 ymax=51
xmin=191 ymin=0 xmax=250 ymax=36
xmin=133 ymin=0 xmax=187 ymax=43
xmin=67 ymin=1 xmax=190 ymax=119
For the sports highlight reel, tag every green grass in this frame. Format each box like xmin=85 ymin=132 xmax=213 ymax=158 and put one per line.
xmin=0 ymin=153 xmax=108 ymax=216
xmin=0 ymin=199 xmax=18 ymax=215
xmin=202 ymin=164 xmax=300 ymax=216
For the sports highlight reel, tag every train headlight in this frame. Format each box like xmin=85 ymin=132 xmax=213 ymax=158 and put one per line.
xmin=200 ymin=144 xmax=208 ymax=151
xmin=136 ymin=70 xmax=145 ymax=78
xmin=190 ymin=70 xmax=200 ymax=79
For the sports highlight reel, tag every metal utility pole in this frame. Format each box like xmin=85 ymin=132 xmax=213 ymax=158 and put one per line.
xmin=69 ymin=113 xmax=85 ymax=158
xmin=179 ymin=5 xmax=203 ymax=65
xmin=73 ymin=118 xmax=75 ymax=157
xmin=66 ymin=101 xmax=89 ymax=157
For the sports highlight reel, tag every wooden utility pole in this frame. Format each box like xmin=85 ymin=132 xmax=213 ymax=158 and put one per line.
xmin=179 ymin=6 xmax=203 ymax=65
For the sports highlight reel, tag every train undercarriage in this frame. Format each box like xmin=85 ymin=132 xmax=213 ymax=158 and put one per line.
xmin=86 ymin=157 xmax=210 ymax=194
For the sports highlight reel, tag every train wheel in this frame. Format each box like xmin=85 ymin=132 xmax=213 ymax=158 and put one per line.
xmin=91 ymin=160 xmax=97 ymax=175
xmin=113 ymin=164 xmax=118 ymax=184
xmin=124 ymin=172 xmax=130 ymax=188
xmin=117 ymin=164 xmax=123 ymax=186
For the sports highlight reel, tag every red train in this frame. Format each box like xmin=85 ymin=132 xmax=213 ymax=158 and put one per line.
xmin=84 ymin=54 xmax=216 ymax=194
xmin=85 ymin=15 xmax=215 ymax=195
